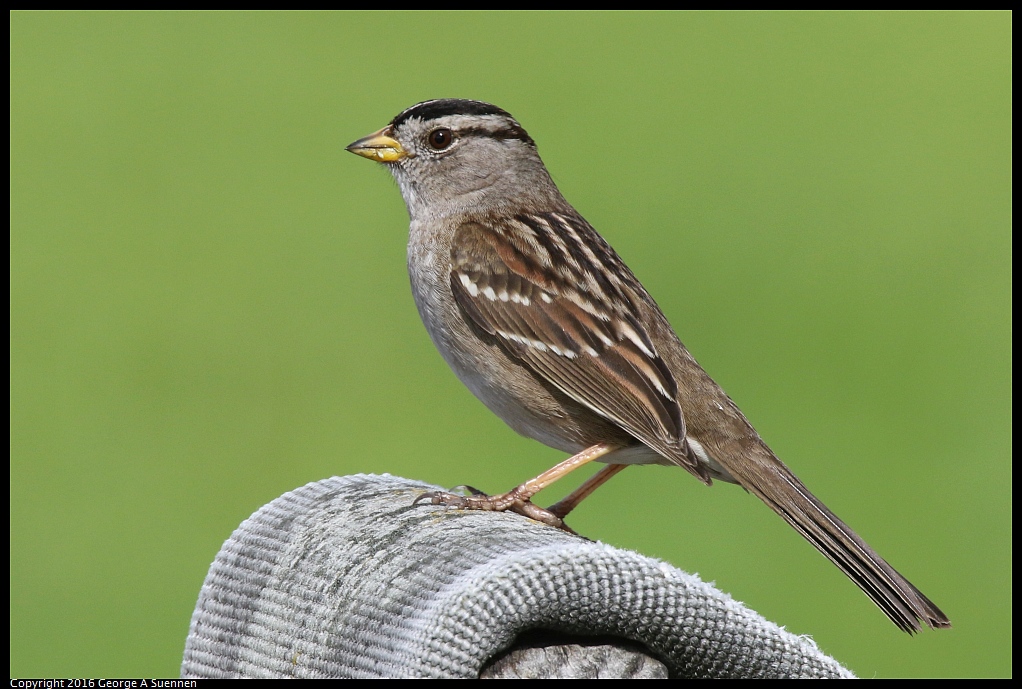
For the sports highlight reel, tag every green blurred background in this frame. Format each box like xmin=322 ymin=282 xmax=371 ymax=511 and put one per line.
xmin=10 ymin=11 xmax=1010 ymax=678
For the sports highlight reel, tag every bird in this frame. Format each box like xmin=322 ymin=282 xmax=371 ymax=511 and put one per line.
xmin=346 ymin=98 xmax=950 ymax=633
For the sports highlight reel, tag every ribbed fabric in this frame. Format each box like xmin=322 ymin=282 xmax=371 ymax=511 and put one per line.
xmin=182 ymin=474 xmax=854 ymax=678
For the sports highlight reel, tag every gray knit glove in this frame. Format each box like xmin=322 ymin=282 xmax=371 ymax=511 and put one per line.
xmin=182 ymin=474 xmax=854 ymax=678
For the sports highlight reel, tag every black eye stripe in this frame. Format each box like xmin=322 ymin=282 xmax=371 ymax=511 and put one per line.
xmin=458 ymin=125 xmax=534 ymax=145
xmin=422 ymin=124 xmax=534 ymax=151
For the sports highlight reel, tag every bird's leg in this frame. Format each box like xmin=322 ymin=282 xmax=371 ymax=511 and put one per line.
xmin=414 ymin=442 xmax=617 ymax=529
xmin=546 ymin=463 xmax=628 ymax=519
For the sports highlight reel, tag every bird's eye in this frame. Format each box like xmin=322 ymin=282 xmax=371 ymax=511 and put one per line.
xmin=427 ymin=128 xmax=454 ymax=150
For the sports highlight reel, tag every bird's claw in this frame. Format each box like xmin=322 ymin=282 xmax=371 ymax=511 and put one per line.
xmin=412 ymin=488 xmax=578 ymax=535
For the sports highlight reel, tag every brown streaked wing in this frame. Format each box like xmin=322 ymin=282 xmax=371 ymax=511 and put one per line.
xmin=449 ymin=217 xmax=707 ymax=480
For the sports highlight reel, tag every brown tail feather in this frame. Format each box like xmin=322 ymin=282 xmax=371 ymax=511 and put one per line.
xmin=737 ymin=452 xmax=950 ymax=632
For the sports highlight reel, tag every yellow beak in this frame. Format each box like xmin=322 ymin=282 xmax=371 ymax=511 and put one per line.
xmin=346 ymin=126 xmax=407 ymax=163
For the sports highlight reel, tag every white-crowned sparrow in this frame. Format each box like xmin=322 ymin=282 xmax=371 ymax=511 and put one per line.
xmin=346 ymin=99 xmax=950 ymax=633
